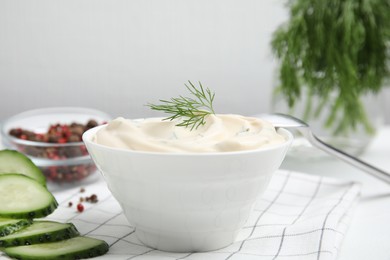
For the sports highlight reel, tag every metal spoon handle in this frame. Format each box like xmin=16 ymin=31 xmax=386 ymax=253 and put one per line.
xmin=302 ymin=130 xmax=390 ymax=184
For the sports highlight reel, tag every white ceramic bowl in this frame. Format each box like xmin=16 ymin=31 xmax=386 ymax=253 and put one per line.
xmin=83 ymin=124 xmax=293 ymax=252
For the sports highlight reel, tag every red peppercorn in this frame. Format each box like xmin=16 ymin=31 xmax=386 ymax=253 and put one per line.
xmin=77 ymin=203 xmax=84 ymax=213
xmin=58 ymin=138 xmax=67 ymax=144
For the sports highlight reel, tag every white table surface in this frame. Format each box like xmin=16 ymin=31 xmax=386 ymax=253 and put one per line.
xmin=280 ymin=126 xmax=390 ymax=260
xmin=0 ymin=126 xmax=389 ymax=260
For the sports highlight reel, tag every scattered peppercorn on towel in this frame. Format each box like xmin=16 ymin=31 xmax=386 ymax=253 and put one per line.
xmin=0 ymin=170 xmax=360 ymax=260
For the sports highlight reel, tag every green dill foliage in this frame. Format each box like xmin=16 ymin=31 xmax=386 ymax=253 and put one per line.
xmin=271 ymin=0 xmax=389 ymax=135
xmin=147 ymin=81 xmax=215 ymax=130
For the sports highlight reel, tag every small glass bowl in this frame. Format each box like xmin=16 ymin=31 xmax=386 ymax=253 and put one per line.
xmin=1 ymin=107 xmax=112 ymax=186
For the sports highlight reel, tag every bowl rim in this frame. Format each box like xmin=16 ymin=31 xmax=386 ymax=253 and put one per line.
xmin=82 ymin=123 xmax=293 ymax=157
xmin=1 ymin=106 xmax=112 ymax=148
xmin=30 ymin=154 xmax=93 ymax=167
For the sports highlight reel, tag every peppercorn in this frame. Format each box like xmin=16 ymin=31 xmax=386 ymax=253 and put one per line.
xmin=77 ymin=203 xmax=84 ymax=213
xmin=86 ymin=120 xmax=98 ymax=129
xmin=68 ymin=135 xmax=80 ymax=142
xmin=71 ymin=126 xmax=84 ymax=137
xmin=86 ymin=194 xmax=98 ymax=203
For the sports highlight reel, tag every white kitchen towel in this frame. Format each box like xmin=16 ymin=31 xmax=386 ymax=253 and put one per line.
xmin=0 ymin=170 xmax=361 ymax=260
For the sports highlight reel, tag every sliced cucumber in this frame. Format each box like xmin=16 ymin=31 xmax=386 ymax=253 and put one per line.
xmin=0 ymin=174 xmax=57 ymax=219
xmin=0 ymin=150 xmax=46 ymax=186
xmin=0 ymin=221 xmax=79 ymax=247
xmin=3 ymin=236 xmax=109 ymax=260
xmin=0 ymin=218 xmax=32 ymax=237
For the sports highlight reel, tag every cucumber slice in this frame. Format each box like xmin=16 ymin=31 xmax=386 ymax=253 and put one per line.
xmin=0 ymin=174 xmax=57 ymax=219
xmin=0 ymin=221 xmax=79 ymax=247
xmin=0 ymin=218 xmax=32 ymax=237
xmin=0 ymin=150 xmax=46 ymax=186
xmin=3 ymin=236 xmax=109 ymax=260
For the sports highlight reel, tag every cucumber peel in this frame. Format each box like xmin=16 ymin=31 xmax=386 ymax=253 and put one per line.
xmin=0 ymin=221 xmax=79 ymax=247
xmin=3 ymin=236 xmax=109 ymax=260
xmin=0 ymin=150 xmax=46 ymax=186
xmin=0 ymin=218 xmax=32 ymax=237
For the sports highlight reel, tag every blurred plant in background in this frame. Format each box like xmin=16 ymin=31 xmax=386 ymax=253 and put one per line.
xmin=271 ymin=0 xmax=389 ymax=136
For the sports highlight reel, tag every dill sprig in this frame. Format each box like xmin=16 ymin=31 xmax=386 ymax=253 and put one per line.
xmin=147 ymin=81 xmax=216 ymax=130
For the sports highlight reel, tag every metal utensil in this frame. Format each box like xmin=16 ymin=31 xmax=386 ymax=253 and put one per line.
xmin=260 ymin=113 xmax=390 ymax=184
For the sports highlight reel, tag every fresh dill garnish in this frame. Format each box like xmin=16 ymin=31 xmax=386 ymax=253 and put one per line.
xmin=147 ymin=81 xmax=216 ymax=130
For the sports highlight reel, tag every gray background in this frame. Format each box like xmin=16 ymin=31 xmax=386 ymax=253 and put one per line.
xmin=0 ymin=0 xmax=389 ymax=122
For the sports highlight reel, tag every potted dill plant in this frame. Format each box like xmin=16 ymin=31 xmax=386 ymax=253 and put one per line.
xmin=271 ymin=0 xmax=389 ymax=156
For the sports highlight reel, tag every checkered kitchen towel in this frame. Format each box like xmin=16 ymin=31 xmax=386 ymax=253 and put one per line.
xmin=0 ymin=170 xmax=360 ymax=260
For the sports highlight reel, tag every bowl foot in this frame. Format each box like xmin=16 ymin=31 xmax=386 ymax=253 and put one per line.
xmin=135 ymin=228 xmax=237 ymax=253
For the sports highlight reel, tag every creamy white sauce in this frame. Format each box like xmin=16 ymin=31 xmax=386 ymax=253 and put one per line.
xmin=93 ymin=114 xmax=286 ymax=153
